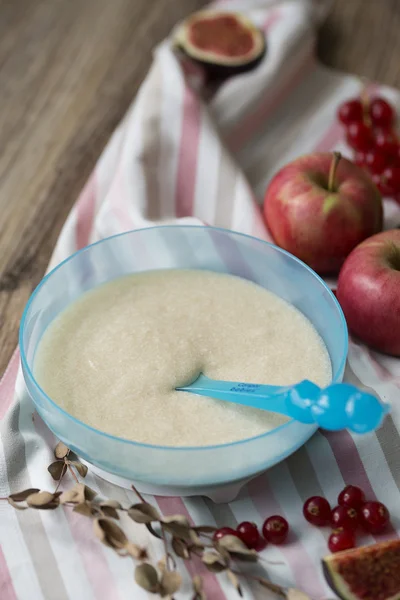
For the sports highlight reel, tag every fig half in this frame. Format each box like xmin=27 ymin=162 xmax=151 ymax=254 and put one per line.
xmin=323 ymin=539 xmax=400 ymax=600
xmin=174 ymin=10 xmax=266 ymax=77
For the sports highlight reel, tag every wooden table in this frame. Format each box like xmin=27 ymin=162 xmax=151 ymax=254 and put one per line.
xmin=1 ymin=0 xmax=399 ymax=375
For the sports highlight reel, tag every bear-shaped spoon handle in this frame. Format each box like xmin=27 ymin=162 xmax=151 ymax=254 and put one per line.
xmin=176 ymin=375 xmax=389 ymax=434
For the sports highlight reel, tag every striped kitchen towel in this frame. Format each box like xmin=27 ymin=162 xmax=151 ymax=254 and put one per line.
xmin=1 ymin=0 xmax=400 ymax=598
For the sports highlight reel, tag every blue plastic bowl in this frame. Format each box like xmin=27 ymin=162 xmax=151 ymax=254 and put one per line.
xmin=19 ymin=226 xmax=348 ymax=488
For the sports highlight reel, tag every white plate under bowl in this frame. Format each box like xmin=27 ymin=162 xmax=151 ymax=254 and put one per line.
xmin=82 ymin=458 xmax=255 ymax=503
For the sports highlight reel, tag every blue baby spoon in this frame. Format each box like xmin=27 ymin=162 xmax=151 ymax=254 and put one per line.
xmin=176 ymin=375 xmax=390 ymax=434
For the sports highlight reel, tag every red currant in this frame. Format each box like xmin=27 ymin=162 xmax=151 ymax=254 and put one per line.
xmin=303 ymin=496 xmax=331 ymax=526
xmin=392 ymin=145 xmax=400 ymax=167
xmin=338 ymin=485 xmax=366 ymax=509
xmin=213 ymin=527 xmax=240 ymax=542
xmin=262 ymin=516 xmax=289 ymax=545
xmin=369 ymin=97 xmax=395 ymax=128
xmin=375 ymin=131 xmax=398 ymax=156
xmin=331 ymin=505 xmax=360 ymax=531
xmin=354 ymin=151 xmax=366 ymax=167
xmin=338 ymin=99 xmax=363 ymax=125
xmin=328 ymin=529 xmax=356 ymax=553
xmin=346 ymin=122 xmax=373 ymax=152
xmin=236 ymin=522 xmax=260 ymax=549
xmin=364 ymin=148 xmax=390 ymax=174
xmin=372 ymin=173 xmax=392 ymax=196
xmin=361 ymin=501 xmax=390 ymax=534
xmin=382 ymin=166 xmax=400 ymax=193
xmin=254 ymin=538 xmax=268 ymax=552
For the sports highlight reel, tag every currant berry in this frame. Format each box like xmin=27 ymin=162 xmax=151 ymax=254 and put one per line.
xmin=213 ymin=527 xmax=240 ymax=542
xmin=364 ymin=148 xmax=390 ymax=174
xmin=375 ymin=131 xmax=398 ymax=156
xmin=338 ymin=99 xmax=363 ymax=125
xmin=372 ymin=173 xmax=392 ymax=197
xmin=331 ymin=505 xmax=360 ymax=531
xmin=254 ymin=537 xmax=268 ymax=552
xmin=361 ymin=501 xmax=390 ymax=534
xmin=346 ymin=122 xmax=373 ymax=152
xmin=328 ymin=529 xmax=356 ymax=553
xmin=236 ymin=522 xmax=260 ymax=549
xmin=382 ymin=166 xmax=400 ymax=193
xmin=354 ymin=151 xmax=366 ymax=167
xmin=369 ymin=97 xmax=395 ymax=128
xmin=262 ymin=516 xmax=289 ymax=545
xmin=303 ymin=496 xmax=331 ymax=526
xmin=338 ymin=485 xmax=366 ymax=509
xmin=392 ymin=145 xmax=400 ymax=167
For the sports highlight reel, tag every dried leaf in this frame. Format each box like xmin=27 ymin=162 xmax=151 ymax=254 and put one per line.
xmin=100 ymin=505 xmax=119 ymax=520
xmin=128 ymin=502 xmax=160 ymax=523
xmin=73 ymin=502 xmax=94 ymax=517
xmin=201 ymin=552 xmax=227 ymax=573
xmin=159 ymin=570 xmax=182 ymax=597
xmin=216 ymin=535 xmax=247 ymax=552
xmin=60 ymin=483 xmax=96 ymax=505
xmin=217 ymin=546 xmax=231 ymax=563
xmin=227 ymin=570 xmax=243 ymax=597
xmin=286 ymin=589 xmax=312 ymax=600
xmin=83 ymin=485 xmax=96 ymax=501
xmin=172 ymin=537 xmax=190 ymax=559
xmin=8 ymin=488 xmax=40 ymax=502
xmin=59 ymin=487 xmax=83 ymax=505
xmin=158 ymin=556 xmax=167 ymax=573
xmin=163 ymin=522 xmax=192 ymax=541
xmin=93 ymin=518 xmax=128 ymax=550
xmin=189 ymin=529 xmax=204 ymax=548
xmin=134 ymin=563 xmax=159 ymax=593
xmin=217 ymin=535 xmax=258 ymax=562
xmin=99 ymin=499 xmax=122 ymax=509
xmin=54 ymin=442 xmax=70 ymax=459
xmin=257 ymin=577 xmax=286 ymax=597
xmin=70 ymin=461 xmax=88 ymax=478
xmin=125 ymin=542 xmax=148 ymax=560
xmin=192 ymin=575 xmax=203 ymax=593
xmin=7 ymin=498 xmax=28 ymax=510
xmin=26 ymin=491 xmax=60 ymax=510
xmin=162 ymin=514 xmax=190 ymax=527
xmin=193 ymin=525 xmax=216 ymax=534
xmin=47 ymin=461 xmax=66 ymax=480
xmin=162 ymin=516 xmax=191 ymax=541
xmin=192 ymin=575 xmax=206 ymax=600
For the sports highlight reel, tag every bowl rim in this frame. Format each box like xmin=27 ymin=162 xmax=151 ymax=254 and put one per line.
xmin=19 ymin=224 xmax=348 ymax=452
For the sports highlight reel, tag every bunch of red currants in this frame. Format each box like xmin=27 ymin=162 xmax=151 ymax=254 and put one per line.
xmin=303 ymin=485 xmax=390 ymax=553
xmin=213 ymin=514 xmax=289 ymax=551
xmin=338 ymin=94 xmax=400 ymax=202
xmin=212 ymin=485 xmax=390 ymax=556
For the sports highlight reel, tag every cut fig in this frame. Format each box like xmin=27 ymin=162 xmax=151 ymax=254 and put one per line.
xmin=174 ymin=10 xmax=266 ymax=77
xmin=323 ymin=539 xmax=400 ymax=600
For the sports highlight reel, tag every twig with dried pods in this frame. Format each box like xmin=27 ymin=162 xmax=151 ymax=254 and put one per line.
xmin=4 ymin=442 xmax=312 ymax=599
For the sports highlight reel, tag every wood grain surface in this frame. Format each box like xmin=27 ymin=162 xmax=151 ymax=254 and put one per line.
xmin=0 ymin=0 xmax=399 ymax=375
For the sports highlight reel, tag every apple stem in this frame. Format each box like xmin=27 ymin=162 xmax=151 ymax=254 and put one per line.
xmin=328 ymin=152 xmax=341 ymax=193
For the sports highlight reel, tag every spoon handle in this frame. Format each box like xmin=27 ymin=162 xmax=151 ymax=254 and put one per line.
xmin=177 ymin=375 xmax=389 ymax=433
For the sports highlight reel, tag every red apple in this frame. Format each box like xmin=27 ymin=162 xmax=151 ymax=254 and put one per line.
xmin=337 ymin=229 xmax=400 ymax=356
xmin=264 ymin=152 xmax=383 ymax=274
